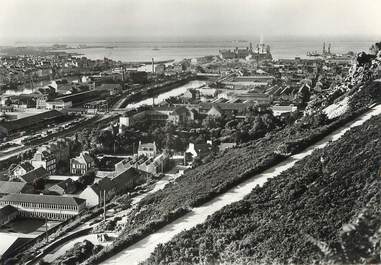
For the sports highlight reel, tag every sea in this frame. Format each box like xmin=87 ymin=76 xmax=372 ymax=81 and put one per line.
xmin=51 ymin=37 xmax=376 ymax=63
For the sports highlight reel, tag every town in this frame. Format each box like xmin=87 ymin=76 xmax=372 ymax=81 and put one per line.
xmin=0 ymin=39 xmax=374 ymax=264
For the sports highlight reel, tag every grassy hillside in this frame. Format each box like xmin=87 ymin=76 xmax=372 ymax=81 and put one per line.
xmin=144 ymin=115 xmax=381 ymax=265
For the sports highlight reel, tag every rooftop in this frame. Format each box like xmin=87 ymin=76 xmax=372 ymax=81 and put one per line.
xmin=0 ymin=110 xmax=64 ymax=132
xmin=0 ymin=205 xmax=18 ymax=217
xmin=19 ymin=167 xmax=48 ymax=183
xmin=0 ymin=194 xmax=85 ymax=207
xmin=0 ymin=181 xmax=29 ymax=194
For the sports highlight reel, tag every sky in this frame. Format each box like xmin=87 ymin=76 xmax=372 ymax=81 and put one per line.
xmin=0 ymin=0 xmax=380 ymax=43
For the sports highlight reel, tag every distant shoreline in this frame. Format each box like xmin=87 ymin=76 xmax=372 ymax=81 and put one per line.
xmin=125 ymin=59 xmax=175 ymax=65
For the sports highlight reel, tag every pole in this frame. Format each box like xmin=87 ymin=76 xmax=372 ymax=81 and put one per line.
xmin=45 ymin=216 xmax=48 ymax=243
xmin=103 ymin=190 xmax=106 ymax=223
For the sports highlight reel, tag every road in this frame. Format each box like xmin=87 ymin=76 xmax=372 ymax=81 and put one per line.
xmin=101 ymin=104 xmax=381 ymax=265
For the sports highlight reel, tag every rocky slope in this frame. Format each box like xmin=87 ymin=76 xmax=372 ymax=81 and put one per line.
xmin=306 ymin=44 xmax=381 ymax=116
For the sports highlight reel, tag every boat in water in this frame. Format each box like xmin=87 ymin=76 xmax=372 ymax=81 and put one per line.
xmin=307 ymin=51 xmax=321 ymax=57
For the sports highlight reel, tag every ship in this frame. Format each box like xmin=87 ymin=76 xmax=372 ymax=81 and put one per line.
xmin=219 ymin=41 xmax=272 ymax=61
xmin=307 ymin=51 xmax=321 ymax=57
xmin=307 ymin=43 xmax=333 ymax=57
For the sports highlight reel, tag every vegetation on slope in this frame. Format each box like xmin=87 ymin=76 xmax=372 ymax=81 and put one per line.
xmin=144 ymin=115 xmax=381 ymax=265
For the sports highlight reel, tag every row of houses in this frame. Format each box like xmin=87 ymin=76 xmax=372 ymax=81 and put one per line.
xmin=9 ymin=135 xmax=94 ymax=177
xmin=0 ymin=166 xmax=148 ymax=222
xmin=79 ymin=167 xmax=148 ymax=207
xmin=119 ymin=106 xmax=198 ymax=127
xmin=114 ymin=152 xmax=170 ymax=176
xmin=0 ymin=81 xmax=121 ymax=117
xmin=119 ymin=101 xmax=267 ymax=128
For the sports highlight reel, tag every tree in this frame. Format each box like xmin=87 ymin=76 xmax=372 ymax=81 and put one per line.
xmin=202 ymin=116 xmax=218 ymax=129
xmin=78 ymin=169 xmax=96 ymax=186
xmin=33 ymin=177 xmax=45 ymax=190
xmin=369 ymin=42 xmax=381 ymax=55
xmin=297 ymin=85 xmax=311 ymax=109
xmin=97 ymin=130 xmax=115 ymax=152
xmin=249 ymin=115 xmax=266 ymax=138
xmin=192 ymin=157 xmax=202 ymax=168
xmin=165 ymin=133 xmax=176 ymax=150
xmin=8 ymin=163 xmax=17 ymax=177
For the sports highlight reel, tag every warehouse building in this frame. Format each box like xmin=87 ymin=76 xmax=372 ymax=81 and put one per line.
xmin=0 ymin=194 xmax=86 ymax=221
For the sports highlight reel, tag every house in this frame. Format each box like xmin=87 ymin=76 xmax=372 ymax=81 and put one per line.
xmin=83 ymin=100 xmax=108 ymax=114
xmin=111 ymin=167 xmax=147 ymax=194
xmin=115 ymin=152 xmax=169 ymax=176
xmin=114 ymin=158 xmax=133 ymax=175
xmin=81 ymin=76 xmax=91 ymax=83
xmin=70 ymin=151 xmax=95 ymax=175
xmin=155 ymin=64 xmax=166 ymax=75
xmin=46 ymin=138 xmax=71 ymax=163
xmin=9 ymin=162 xmax=34 ymax=179
xmin=0 ymin=194 xmax=86 ymax=220
xmin=48 ymin=178 xmax=77 ymax=195
xmin=80 ymin=177 xmax=115 ymax=207
xmin=207 ymin=105 xmax=223 ymax=118
xmin=137 ymin=141 xmax=157 ymax=158
xmin=218 ymin=142 xmax=237 ymax=152
xmin=45 ymin=100 xmax=73 ymax=110
xmin=36 ymin=94 xmax=49 ymax=109
xmin=168 ymin=106 xmax=197 ymax=125
xmin=31 ymin=149 xmax=56 ymax=175
xmin=185 ymin=142 xmax=211 ymax=162
xmin=0 ymin=236 xmax=31 ymax=262
xmin=271 ymin=104 xmax=298 ymax=116
xmin=12 ymin=167 xmax=48 ymax=184
xmin=0 ymin=205 xmax=18 ymax=227
xmin=197 ymin=88 xmax=217 ymax=97
xmin=119 ymin=106 xmax=197 ymax=128
xmin=183 ymin=89 xmax=200 ymax=100
xmin=0 ymin=181 xmax=32 ymax=196
xmin=137 ymin=152 xmax=170 ymax=175
xmin=79 ymin=167 xmax=147 ymax=207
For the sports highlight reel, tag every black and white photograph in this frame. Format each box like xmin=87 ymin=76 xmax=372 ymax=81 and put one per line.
xmin=0 ymin=0 xmax=380 ymax=264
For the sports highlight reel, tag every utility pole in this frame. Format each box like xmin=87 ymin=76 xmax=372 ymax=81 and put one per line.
xmin=45 ymin=216 xmax=48 ymax=243
xmin=103 ymin=190 xmax=106 ymax=223
xmin=256 ymin=44 xmax=260 ymax=67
